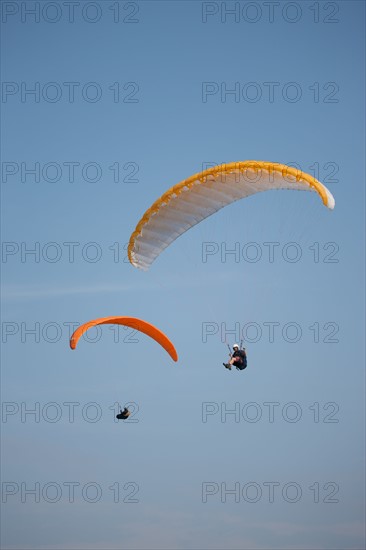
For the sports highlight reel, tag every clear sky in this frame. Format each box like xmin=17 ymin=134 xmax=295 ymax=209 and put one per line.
xmin=1 ymin=1 xmax=365 ymax=549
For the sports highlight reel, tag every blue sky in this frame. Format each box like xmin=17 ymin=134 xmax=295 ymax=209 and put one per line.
xmin=1 ymin=1 xmax=365 ymax=549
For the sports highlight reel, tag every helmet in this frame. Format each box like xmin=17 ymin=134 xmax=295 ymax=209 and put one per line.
xmin=233 ymin=344 xmax=239 ymax=349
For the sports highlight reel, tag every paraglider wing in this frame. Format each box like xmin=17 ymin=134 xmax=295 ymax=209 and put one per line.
xmin=69 ymin=316 xmax=178 ymax=361
xmin=128 ymin=161 xmax=335 ymax=270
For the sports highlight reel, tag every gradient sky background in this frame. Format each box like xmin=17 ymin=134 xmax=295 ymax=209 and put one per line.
xmin=1 ymin=1 xmax=365 ymax=549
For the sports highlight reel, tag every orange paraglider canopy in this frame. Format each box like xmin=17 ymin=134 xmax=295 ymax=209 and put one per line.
xmin=70 ymin=316 xmax=178 ymax=362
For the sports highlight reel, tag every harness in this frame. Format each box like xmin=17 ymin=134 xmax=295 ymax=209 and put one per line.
xmin=235 ymin=350 xmax=247 ymax=370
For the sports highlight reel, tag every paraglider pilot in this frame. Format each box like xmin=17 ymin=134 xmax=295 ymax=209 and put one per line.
xmin=116 ymin=407 xmax=130 ymax=420
xmin=223 ymin=344 xmax=247 ymax=371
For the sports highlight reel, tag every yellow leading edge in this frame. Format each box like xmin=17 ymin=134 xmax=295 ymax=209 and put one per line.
xmin=128 ymin=161 xmax=335 ymax=270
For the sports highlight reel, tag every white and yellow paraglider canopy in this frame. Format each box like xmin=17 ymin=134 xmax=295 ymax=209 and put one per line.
xmin=128 ymin=161 xmax=335 ymax=270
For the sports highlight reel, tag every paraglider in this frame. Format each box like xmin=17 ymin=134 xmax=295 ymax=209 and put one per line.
xmin=70 ymin=317 xmax=178 ymax=419
xmin=128 ymin=161 xmax=335 ymax=270
xmin=69 ymin=316 xmax=178 ymax=362
xmin=223 ymin=343 xmax=247 ymax=371
xmin=116 ymin=408 xmax=131 ymax=420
